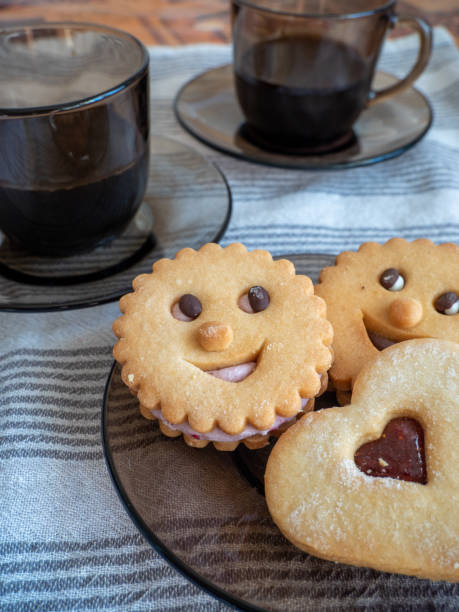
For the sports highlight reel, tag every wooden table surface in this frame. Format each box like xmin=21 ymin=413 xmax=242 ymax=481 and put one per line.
xmin=0 ymin=0 xmax=457 ymax=47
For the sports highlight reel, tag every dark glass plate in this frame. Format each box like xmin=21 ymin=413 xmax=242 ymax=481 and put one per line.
xmin=174 ymin=66 xmax=433 ymax=170
xmin=102 ymin=253 xmax=454 ymax=611
xmin=0 ymin=135 xmax=231 ymax=312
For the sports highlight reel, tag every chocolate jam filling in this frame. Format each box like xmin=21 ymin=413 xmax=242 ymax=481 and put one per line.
xmin=367 ymin=330 xmax=397 ymax=351
xmin=354 ymin=417 xmax=427 ymax=484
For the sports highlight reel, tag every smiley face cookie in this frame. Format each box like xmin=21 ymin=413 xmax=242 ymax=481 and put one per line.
xmin=265 ymin=339 xmax=459 ymax=582
xmin=113 ymin=243 xmax=333 ymax=450
xmin=315 ymin=238 xmax=459 ymax=394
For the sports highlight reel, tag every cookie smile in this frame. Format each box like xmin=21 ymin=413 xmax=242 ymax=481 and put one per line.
xmin=365 ymin=325 xmax=399 ymax=351
xmin=205 ymin=360 xmax=257 ymax=382
xmin=363 ymin=321 xmax=425 ymax=351
xmin=190 ymin=345 xmax=263 ymax=382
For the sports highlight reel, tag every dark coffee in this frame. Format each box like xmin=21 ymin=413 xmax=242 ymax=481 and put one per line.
xmin=0 ymin=152 xmax=149 ymax=256
xmin=0 ymin=71 xmax=149 ymax=256
xmin=235 ymin=35 xmax=372 ymax=151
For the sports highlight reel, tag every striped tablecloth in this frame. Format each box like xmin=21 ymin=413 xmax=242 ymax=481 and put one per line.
xmin=1 ymin=27 xmax=459 ymax=611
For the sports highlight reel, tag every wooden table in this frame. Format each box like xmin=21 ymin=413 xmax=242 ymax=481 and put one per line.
xmin=0 ymin=0 xmax=457 ymax=46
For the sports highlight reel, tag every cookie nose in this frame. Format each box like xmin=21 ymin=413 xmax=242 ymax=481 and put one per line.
xmin=389 ymin=298 xmax=423 ymax=328
xmin=198 ymin=321 xmax=233 ymax=351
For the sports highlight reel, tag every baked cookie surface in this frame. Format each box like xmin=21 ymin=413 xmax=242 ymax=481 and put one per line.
xmin=315 ymin=238 xmax=459 ymax=391
xmin=113 ymin=243 xmax=333 ymax=448
xmin=265 ymin=339 xmax=459 ymax=582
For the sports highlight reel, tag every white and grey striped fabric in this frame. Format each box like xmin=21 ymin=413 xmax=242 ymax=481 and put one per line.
xmin=1 ymin=27 xmax=459 ymax=611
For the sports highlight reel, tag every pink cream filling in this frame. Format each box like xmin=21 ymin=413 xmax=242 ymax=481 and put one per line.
xmin=151 ymin=356 xmax=309 ymax=441
xmin=151 ymin=408 xmax=301 ymax=442
xmin=207 ymin=361 xmax=256 ymax=382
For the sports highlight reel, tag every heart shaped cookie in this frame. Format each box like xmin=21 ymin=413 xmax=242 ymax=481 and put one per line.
xmin=265 ymin=339 xmax=459 ymax=582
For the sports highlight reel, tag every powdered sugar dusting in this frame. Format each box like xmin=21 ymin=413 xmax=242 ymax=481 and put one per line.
xmin=287 ymin=493 xmax=346 ymax=548
xmin=339 ymin=458 xmax=402 ymax=490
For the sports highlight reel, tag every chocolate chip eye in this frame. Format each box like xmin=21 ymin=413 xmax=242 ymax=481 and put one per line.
xmin=435 ymin=292 xmax=459 ymax=315
xmin=172 ymin=294 xmax=202 ymax=321
xmin=248 ymin=286 xmax=270 ymax=312
xmin=380 ymin=268 xmax=405 ymax=291
xmin=179 ymin=294 xmax=202 ymax=318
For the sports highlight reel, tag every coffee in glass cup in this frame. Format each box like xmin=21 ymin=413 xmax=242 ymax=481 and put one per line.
xmin=231 ymin=0 xmax=432 ymax=153
xmin=0 ymin=23 xmax=149 ymax=256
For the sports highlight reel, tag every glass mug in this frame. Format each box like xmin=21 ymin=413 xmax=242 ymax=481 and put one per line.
xmin=231 ymin=0 xmax=432 ymax=153
xmin=0 ymin=23 xmax=149 ymax=256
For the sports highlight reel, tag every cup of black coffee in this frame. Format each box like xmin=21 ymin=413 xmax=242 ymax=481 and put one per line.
xmin=0 ymin=23 xmax=149 ymax=256
xmin=231 ymin=0 xmax=432 ymax=154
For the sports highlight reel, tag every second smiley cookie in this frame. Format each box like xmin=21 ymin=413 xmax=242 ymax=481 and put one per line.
xmin=315 ymin=238 xmax=459 ymax=394
xmin=113 ymin=243 xmax=333 ymax=450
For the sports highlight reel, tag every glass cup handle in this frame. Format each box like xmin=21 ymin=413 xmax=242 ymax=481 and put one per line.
xmin=368 ymin=15 xmax=432 ymax=107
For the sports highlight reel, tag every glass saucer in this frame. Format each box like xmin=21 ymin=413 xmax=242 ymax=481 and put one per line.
xmin=0 ymin=135 xmax=231 ymax=312
xmin=174 ymin=65 xmax=433 ymax=170
xmin=102 ymin=252 xmax=454 ymax=611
